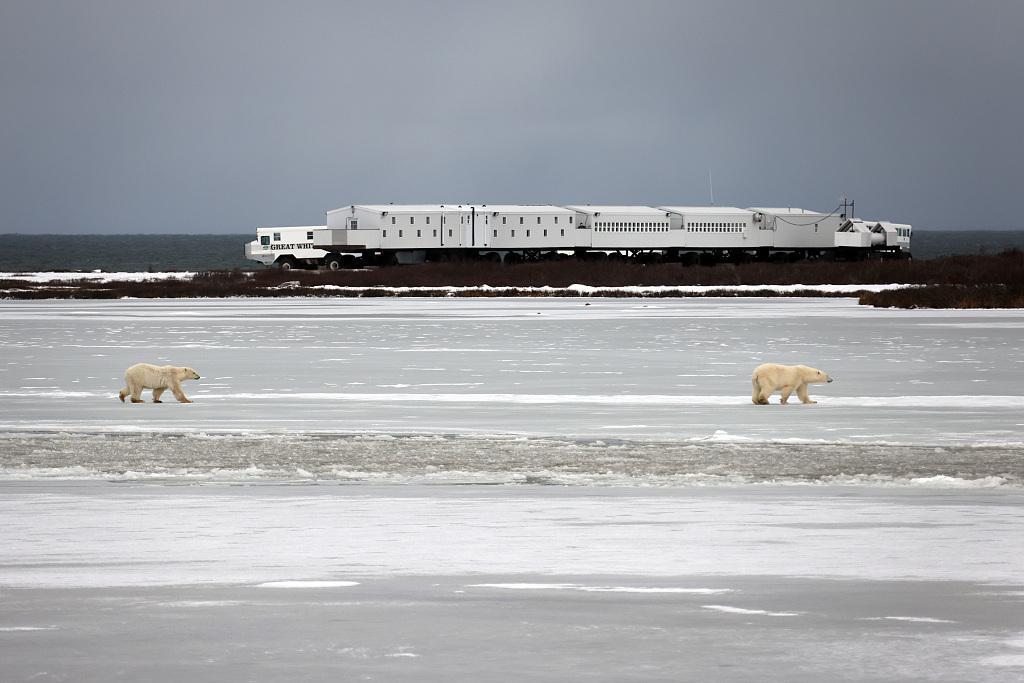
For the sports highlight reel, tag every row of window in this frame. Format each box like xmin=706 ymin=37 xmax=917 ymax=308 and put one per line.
xmin=688 ymin=226 xmax=743 ymax=233
xmin=268 ymin=232 xmax=311 ymax=242
xmin=687 ymin=222 xmax=747 ymax=229
xmin=385 ymin=215 xmax=575 ymax=226
xmin=493 ymin=229 xmax=568 ymax=238
xmin=384 ymin=229 xmax=448 ymax=238
xmin=896 ymin=228 xmax=911 ymax=237
xmin=380 ymin=229 xmax=572 ymax=240
xmin=595 ymin=221 xmax=668 ymax=229
xmin=596 ymin=227 xmax=669 ymax=233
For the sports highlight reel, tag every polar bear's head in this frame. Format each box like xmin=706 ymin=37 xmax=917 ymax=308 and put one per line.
xmin=179 ymin=367 xmax=201 ymax=381
xmin=798 ymin=365 xmax=832 ymax=384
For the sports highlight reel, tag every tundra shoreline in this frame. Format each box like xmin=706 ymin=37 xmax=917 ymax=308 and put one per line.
xmin=1 ymin=250 xmax=1021 ymax=307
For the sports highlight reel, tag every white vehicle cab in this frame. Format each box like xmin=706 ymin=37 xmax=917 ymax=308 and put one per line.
xmin=245 ymin=226 xmax=328 ymax=270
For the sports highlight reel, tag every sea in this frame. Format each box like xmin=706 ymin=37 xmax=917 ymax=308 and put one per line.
xmin=0 ymin=230 xmax=1022 ymax=272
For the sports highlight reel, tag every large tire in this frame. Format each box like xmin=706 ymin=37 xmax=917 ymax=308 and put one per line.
xmin=277 ymin=256 xmax=298 ymax=271
xmin=323 ymin=253 xmax=343 ymax=271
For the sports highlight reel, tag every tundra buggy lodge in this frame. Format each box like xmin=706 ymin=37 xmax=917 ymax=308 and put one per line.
xmin=245 ymin=203 xmax=911 ymax=269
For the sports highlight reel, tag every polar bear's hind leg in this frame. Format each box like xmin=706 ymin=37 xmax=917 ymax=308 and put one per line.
xmin=152 ymin=387 xmax=166 ymax=403
xmin=752 ymin=376 xmax=772 ymax=405
xmin=779 ymin=385 xmax=793 ymax=404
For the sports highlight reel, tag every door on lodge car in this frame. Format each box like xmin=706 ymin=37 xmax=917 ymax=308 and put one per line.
xmin=441 ymin=210 xmax=462 ymax=248
xmin=462 ymin=209 xmax=476 ymax=248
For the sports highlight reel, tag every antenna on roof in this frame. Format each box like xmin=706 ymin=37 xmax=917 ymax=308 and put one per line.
xmin=708 ymin=170 xmax=715 ymax=206
xmin=839 ymin=195 xmax=855 ymax=221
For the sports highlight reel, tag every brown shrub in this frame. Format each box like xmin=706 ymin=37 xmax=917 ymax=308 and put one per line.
xmin=2 ymin=250 xmax=1022 ymax=301
xmin=860 ymin=284 xmax=1024 ymax=309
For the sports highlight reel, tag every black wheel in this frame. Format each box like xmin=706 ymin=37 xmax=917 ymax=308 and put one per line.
xmin=277 ymin=256 xmax=298 ymax=271
xmin=323 ymin=254 xmax=343 ymax=271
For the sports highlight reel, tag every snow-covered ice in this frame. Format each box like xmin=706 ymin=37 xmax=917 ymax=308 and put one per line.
xmin=1 ymin=296 xmax=1022 ymax=681
xmin=0 ymin=296 xmax=1021 ymax=450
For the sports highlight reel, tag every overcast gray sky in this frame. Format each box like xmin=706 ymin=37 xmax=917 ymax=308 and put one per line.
xmin=1 ymin=0 xmax=1021 ymax=233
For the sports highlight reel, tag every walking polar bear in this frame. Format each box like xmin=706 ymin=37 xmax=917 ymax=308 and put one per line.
xmin=751 ymin=363 xmax=832 ymax=405
xmin=118 ymin=364 xmax=200 ymax=404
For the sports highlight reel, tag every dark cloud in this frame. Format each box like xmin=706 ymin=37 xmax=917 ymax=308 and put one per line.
xmin=1 ymin=0 xmax=1021 ymax=232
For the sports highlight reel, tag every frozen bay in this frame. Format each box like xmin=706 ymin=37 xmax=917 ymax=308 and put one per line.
xmin=0 ymin=296 xmax=1022 ymax=450
xmin=1 ymin=482 xmax=1023 ymax=682
xmin=1 ymin=296 xmax=1022 ymax=681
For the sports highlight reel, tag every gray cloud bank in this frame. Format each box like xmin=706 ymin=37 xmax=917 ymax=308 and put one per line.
xmin=1 ymin=0 xmax=1021 ymax=233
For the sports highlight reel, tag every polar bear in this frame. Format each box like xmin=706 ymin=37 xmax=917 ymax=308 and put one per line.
xmin=751 ymin=363 xmax=832 ymax=405
xmin=118 ymin=364 xmax=201 ymax=404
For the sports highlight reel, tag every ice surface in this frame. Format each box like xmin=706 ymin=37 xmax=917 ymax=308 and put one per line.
xmin=256 ymin=581 xmax=360 ymax=588
xmin=1 ymin=297 xmax=1022 ymax=681
xmin=2 ymin=483 xmax=1022 ymax=588
xmin=467 ymin=583 xmax=733 ymax=594
xmin=0 ymin=297 xmax=1021 ymax=450
xmin=701 ymin=605 xmax=802 ymax=616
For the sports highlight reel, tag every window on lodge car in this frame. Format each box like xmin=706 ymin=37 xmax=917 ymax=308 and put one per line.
xmin=399 ymin=230 xmax=403 ymax=237
xmin=554 ymin=216 xmax=559 ymax=224
xmin=391 ymin=217 xmax=396 ymax=224
xmin=526 ymin=230 xmax=531 ymax=237
xmin=417 ymin=230 xmax=421 ymax=237
xmin=273 ymin=232 xmax=281 ymax=241
xmin=519 ymin=217 xmax=524 ymax=225
xmin=560 ymin=229 xmax=565 ymax=236
xmin=493 ymin=230 xmax=497 ymax=237
xmin=410 ymin=217 xmax=415 ymax=225
xmin=502 ymin=217 xmax=507 ymax=225
xmin=260 ymin=235 xmax=270 ymax=245
xmin=426 ymin=216 xmax=430 ymax=225
xmin=433 ymin=230 xmax=437 ymax=237
xmin=383 ymin=230 xmax=387 ymax=237
xmin=543 ymin=229 xmax=548 ymax=237
xmin=306 ymin=231 xmax=314 ymax=240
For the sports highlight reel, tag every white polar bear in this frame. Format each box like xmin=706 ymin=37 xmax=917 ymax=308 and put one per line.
xmin=751 ymin=363 xmax=832 ymax=405
xmin=118 ymin=364 xmax=201 ymax=404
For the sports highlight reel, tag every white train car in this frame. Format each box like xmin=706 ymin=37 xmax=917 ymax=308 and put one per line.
xmin=566 ymin=206 xmax=672 ymax=251
xmin=658 ymin=207 xmax=756 ymax=252
xmin=749 ymin=208 xmax=844 ymax=256
xmin=483 ymin=205 xmax=576 ymax=258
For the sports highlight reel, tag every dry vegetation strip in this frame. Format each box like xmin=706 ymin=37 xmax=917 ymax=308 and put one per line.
xmin=2 ymin=251 xmax=1023 ymax=307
